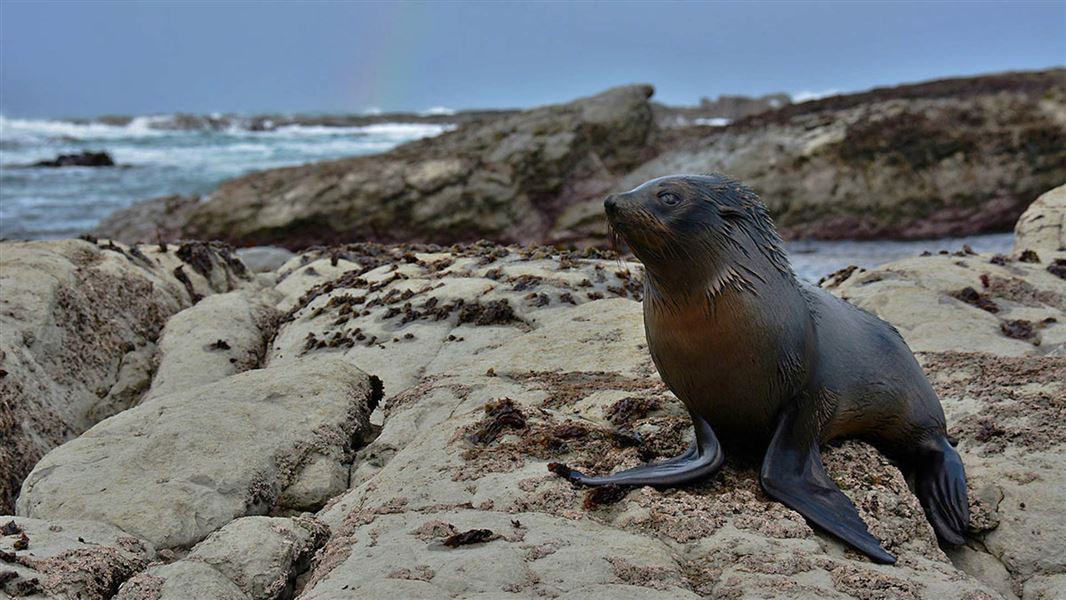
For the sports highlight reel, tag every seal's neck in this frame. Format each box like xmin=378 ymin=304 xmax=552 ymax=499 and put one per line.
xmin=642 ymin=230 xmax=797 ymax=312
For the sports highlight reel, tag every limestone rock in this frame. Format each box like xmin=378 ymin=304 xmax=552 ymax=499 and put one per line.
xmin=0 ymin=516 xmax=154 ymax=599
xmin=236 ymin=246 xmax=298 ymax=274
xmin=115 ymin=516 xmax=328 ymax=600
xmin=116 ymin=561 xmax=248 ymax=600
xmin=143 ymin=85 xmax=655 ymax=249
xmin=16 ymin=358 xmax=375 ymax=549
xmin=827 ymin=249 xmax=1066 ymax=596
xmin=823 ymin=253 xmax=1066 ymax=356
xmin=619 ymin=69 xmax=1066 ymax=241
xmin=0 ymin=238 xmax=249 ymax=514
xmin=249 ymin=243 xmax=997 ymax=599
xmin=90 ymin=194 xmax=200 ymax=244
xmin=1014 ymin=184 xmax=1066 ymax=257
xmin=147 ymin=291 xmax=277 ymax=400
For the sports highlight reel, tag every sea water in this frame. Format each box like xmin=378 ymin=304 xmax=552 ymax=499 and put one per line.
xmin=0 ymin=115 xmax=1015 ymax=282
xmin=0 ymin=115 xmax=453 ymax=240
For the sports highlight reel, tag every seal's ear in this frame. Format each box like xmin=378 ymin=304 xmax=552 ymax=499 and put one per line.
xmin=717 ymin=205 xmax=747 ymax=221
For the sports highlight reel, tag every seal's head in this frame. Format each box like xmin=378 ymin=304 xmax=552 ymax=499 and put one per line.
xmin=605 ymin=174 xmax=791 ymax=292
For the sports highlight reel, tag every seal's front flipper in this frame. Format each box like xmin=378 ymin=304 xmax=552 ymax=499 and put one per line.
xmin=760 ymin=405 xmax=897 ymax=565
xmin=550 ymin=410 xmax=722 ymax=488
xmin=913 ymin=436 xmax=969 ymax=546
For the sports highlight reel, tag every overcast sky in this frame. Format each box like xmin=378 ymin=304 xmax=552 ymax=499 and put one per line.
xmin=1 ymin=1 xmax=1063 ymax=118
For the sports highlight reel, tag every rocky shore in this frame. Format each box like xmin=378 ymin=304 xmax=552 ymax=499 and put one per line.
xmin=2 ymin=183 xmax=1063 ymax=598
xmin=93 ymin=69 xmax=1066 ymax=250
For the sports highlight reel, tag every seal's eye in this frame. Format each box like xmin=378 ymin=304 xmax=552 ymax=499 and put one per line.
xmin=659 ymin=192 xmax=680 ymax=206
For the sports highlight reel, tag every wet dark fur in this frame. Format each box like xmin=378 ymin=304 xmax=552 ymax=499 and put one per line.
xmin=559 ymin=174 xmax=969 ymax=565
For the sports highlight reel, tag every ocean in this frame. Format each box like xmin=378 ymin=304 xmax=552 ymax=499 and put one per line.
xmin=0 ymin=115 xmax=454 ymax=240
xmin=0 ymin=114 xmax=1015 ymax=282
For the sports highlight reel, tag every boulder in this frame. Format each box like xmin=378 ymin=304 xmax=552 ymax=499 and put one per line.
xmin=822 ymin=252 xmax=1065 ymax=356
xmin=91 ymin=70 xmax=1064 ymax=249
xmin=0 ymin=516 xmax=154 ymax=599
xmin=16 ymin=357 xmax=376 ymax=549
xmin=0 ymin=239 xmax=250 ymax=514
xmin=824 ymin=238 xmax=1066 ymax=597
xmin=147 ymin=291 xmax=278 ymax=400
xmin=1014 ymin=184 xmax=1065 ymax=257
xmin=116 ymin=516 xmax=328 ymax=600
xmin=115 ymin=561 xmax=248 ymax=600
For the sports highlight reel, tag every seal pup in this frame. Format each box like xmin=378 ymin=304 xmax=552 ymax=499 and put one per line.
xmin=551 ymin=174 xmax=968 ymax=564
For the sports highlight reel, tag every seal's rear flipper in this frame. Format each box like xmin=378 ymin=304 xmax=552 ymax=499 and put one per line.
xmin=549 ymin=410 xmax=723 ymax=488
xmin=914 ymin=436 xmax=969 ymax=546
xmin=761 ymin=406 xmax=897 ymax=565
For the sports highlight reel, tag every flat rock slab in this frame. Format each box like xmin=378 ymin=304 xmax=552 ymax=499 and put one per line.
xmin=0 ymin=516 xmax=154 ymax=599
xmin=825 ymin=253 xmax=1066 ymax=356
xmin=16 ymin=357 xmax=375 ymax=550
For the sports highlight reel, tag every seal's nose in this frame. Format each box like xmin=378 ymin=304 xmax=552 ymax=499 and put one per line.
xmin=604 ymin=194 xmax=619 ymax=214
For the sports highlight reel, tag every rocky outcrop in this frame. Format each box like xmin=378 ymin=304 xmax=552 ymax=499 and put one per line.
xmin=95 ymin=70 xmax=1064 ymax=250
xmin=91 ymin=195 xmax=201 ymax=244
xmin=619 ymin=69 xmax=1066 ymax=241
xmin=17 ymin=357 xmax=377 ymax=549
xmin=181 ymin=84 xmax=654 ymax=249
xmin=652 ymin=92 xmax=792 ymax=127
xmin=0 ymin=239 xmax=251 ymax=514
xmin=116 ymin=516 xmax=328 ymax=600
xmin=268 ymin=246 xmax=982 ymax=599
xmin=0 ymin=517 xmax=155 ymax=599
xmin=821 ymin=252 xmax=1065 ymax=357
xmin=4 ymin=185 xmax=1064 ymax=598
xmin=821 ymin=195 xmax=1066 ymax=598
xmin=1014 ymin=184 xmax=1066 ymax=257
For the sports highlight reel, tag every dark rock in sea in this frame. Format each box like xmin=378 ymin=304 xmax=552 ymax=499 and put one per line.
xmin=32 ymin=151 xmax=115 ymax=168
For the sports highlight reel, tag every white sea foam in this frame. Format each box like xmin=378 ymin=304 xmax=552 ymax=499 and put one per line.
xmin=0 ymin=115 xmax=171 ymax=143
xmin=693 ymin=117 xmax=731 ymax=127
xmin=1 ymin=113 xmax=456 ymax=240
xmin=420 ymin=106 xmax=456 ymax=116
xmin=792 ymin=89 xmax=840 ymax=103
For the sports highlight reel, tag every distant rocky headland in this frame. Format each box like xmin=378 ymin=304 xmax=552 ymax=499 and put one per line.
xmin=93 ymin=68 xmax=1066 ymax=249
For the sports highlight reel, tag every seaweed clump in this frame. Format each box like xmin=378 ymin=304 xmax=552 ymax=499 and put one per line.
xmin=442 ymin=529 xmax=496 ymax=548
xmin=467 ymin=398 xmax=526 ymax=445
xmin=950 ymin=287 xmax=999 ymax=313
